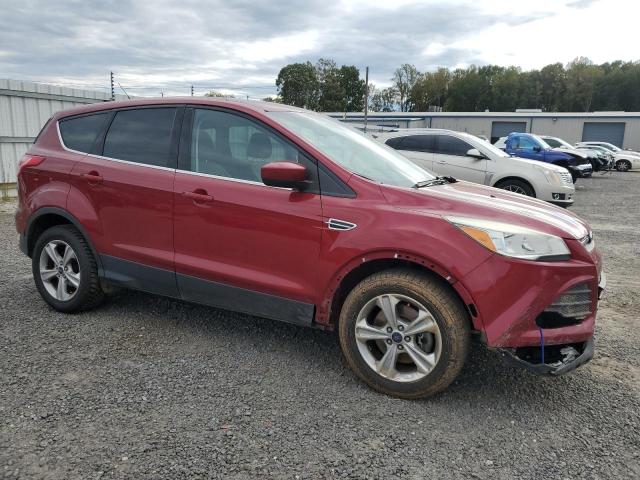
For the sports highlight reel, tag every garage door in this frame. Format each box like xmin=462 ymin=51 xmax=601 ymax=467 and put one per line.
xmin=491 ymin=121 xmax=527 ymax=144
xmin=582 ymin=122 xmax=625 ymax=147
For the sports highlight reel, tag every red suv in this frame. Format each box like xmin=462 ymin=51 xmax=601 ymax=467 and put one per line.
xmin=16 ymin=99 xmax=605 ymax=398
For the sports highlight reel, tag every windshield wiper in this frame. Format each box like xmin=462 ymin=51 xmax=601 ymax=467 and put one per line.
xmin=412 ymin=176 xmax=457 ymax=189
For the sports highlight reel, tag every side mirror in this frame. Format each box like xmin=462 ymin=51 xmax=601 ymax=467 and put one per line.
xmin=533 ymin=146 xmax=542 ymax=152
xmin=466 ymin=148 xmax=484 ymax=159
xmin=261 ymin=161 xmax=308 ymax=189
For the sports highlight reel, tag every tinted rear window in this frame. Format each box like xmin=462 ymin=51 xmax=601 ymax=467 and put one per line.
xmin=59 ymin=113 xmax=110 ymax=153
xmin=397 ymin=135 xmax=435 ymax=152
xmin=103 ymin=108 xmax=177 ymax=167
xmin=436 ymin=135 xmax=473 ymax=156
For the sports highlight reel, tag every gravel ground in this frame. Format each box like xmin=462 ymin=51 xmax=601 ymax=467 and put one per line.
xmin=1 ymin=172 xmax=639 ymax=480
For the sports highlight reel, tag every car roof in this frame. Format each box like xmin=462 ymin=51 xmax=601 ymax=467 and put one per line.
xmin=52 ymin=97 xmax=305 ymax=120
xmin=371 ymin=128 xmax=478 ymax=141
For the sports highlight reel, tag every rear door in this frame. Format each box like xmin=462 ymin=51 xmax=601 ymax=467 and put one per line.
xmin=67 ymin=106 xmax=182 ymax=296
xmin=431 ymin=134 xmax=487 ymax=183
xmin=172 ymin=107 xmax=323 ymax=325
xmin=393 ymin=135 xmax=435 ymax=173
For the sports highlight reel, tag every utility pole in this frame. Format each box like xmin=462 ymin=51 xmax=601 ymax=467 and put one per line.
xmin=364 ymin=66 xmax=369 ymax=133
xmin=160 ymin=91 xmax=164 ymax=98
xmin=191 ymin=85 xmax=194 ymax=96
xmin=110 ymin=71 xmax=115 ymax=101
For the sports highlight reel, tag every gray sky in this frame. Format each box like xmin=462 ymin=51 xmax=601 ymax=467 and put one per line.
xmin=0 ymin=0 xmax=636 ymax=98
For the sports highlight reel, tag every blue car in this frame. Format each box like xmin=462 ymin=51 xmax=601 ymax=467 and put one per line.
xmin=499 ymin=133 xmax=593 ymax=182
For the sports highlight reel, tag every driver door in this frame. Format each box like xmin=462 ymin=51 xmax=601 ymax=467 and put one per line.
xmin=432 ymin=134 xmax=487 ymax=183
xmin=173 ymin=107 xmax=323 ymax=325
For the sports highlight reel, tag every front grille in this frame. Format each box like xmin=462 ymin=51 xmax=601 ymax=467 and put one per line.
xmin=560 ymin=172 xmax=573 ymax=186
xmin=536 ymin=283 xmax=593 ymax=329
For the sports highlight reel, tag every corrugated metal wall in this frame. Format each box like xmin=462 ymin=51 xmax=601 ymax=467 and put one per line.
xmin=334 ymin=112 xmax=640 ymax=150
xmin=0 ymin=79 xmax=122 ymax=197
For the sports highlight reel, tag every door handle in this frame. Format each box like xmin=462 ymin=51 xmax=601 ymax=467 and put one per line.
xmin=436 ymin=160 xmax=447 ymax=164
xmin=82 ymin=172 xmax=103 ymax=183
xmin=182 ymin=190 xmax=213 ymax=203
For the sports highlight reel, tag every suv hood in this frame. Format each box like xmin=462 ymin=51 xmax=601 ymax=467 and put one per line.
xmin=553 ymin=147 xmax=589 ymax=159
xmin=382 ymin=181 xmax=590 ymax=240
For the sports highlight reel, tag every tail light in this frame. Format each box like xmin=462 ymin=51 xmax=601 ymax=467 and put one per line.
xmin=18 ymin=155 xmax=45 ymax=175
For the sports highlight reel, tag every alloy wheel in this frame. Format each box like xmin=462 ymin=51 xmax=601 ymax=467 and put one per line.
xmin=354 ymin=294 xmax=442 ymax=383
xmin=503 ymin=184 xmax=527 ymax=195
xmin=39 ymin=240 xmax=81 ymax=301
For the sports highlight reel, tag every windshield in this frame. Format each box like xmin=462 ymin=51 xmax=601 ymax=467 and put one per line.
xmin=531 ymin=134 xmax=553 ymax=149
xmin=475 ymin=137 xmax=510 ymax=157
xmin=267 ymin=111 xmax=434 ymax=187
xmin=545 ymin=137 xmax=572 ymax=148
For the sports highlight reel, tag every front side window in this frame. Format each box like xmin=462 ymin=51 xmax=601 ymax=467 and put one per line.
xmin=436 ymin=135 xmax=473 ymax=156
xmin=103 ymin=108 xmax=177 ymax=167
xmin=59 ymin=113 xmax=110 ymax=153
xmin=188 ymin=109 xmax=301 ymax=183
xmin=513 ymin=136 xmax=537 ymax=150
xmin=266 ymin=111 xmax=433 ymax=188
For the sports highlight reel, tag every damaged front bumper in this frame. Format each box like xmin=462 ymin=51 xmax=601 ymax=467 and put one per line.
xmin=496 ymin=338 xmax=594 ymax=375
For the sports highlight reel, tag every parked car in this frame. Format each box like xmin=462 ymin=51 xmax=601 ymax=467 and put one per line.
xmin=497 ymin=133 xmax=593 ymax=181
xmin=372 ymin=129 xmax=575 ymax=207
xmin=575 ymin=141 xmax=639 ymax=172
xmin=15 ymin=99 xmax=604 ymax=399
xmin=574 ymin=144 xmax=615 ymax=169
xmin=540 ymin=135 xmax=612 ymax=172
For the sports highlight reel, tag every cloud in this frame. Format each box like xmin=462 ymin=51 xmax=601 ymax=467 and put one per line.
xmin=0 ymin=0 xmax=631 ymax=98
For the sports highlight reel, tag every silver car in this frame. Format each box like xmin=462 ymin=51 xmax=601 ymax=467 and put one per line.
xmin=372 ymin=129 xmax=575 ymax=207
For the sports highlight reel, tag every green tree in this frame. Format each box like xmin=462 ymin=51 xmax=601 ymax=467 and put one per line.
xmin=371 ymin=87 xmax=398 ymax=112
xmin=339 ymin=65 xmax=365 ymax=111
xmin=275 ymin=62 xmax=319 ymax=109
xmin=565 ymin=57 xmax=603 ymax=112
xmin=410 ymin=67 xmax=450 ymax=111
xmin=315 ymin=58 xmax=344 ymax=111
xmin=392 ymin=64 xmax=420 ymax=112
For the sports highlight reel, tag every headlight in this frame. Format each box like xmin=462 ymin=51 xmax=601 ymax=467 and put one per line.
xmin=446 ymin=217 xmax=571 ymax=261
xmin=543 ymin=169 xmax=564 ymax=186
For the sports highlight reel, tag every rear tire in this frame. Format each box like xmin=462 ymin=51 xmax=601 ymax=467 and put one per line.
xmin=32 ymin=225 xmax=104 ymax=313
xmin=338 ymin=269 xmax=470 ymax=399
xmin=616 ymin=160 xmax=631 ymax=172
xmin=495 ymin=178 xmax=535 ymax=197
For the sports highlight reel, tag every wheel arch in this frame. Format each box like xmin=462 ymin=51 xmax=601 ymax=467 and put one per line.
xmin=492 ymin=176 xmax=537 ymax=197
xmin=25 ymin=208 xmax=100 ymax=270
xmin=319 ymin=251 xmax=482 ymax=334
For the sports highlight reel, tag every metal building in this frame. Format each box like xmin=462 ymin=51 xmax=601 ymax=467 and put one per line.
xmin=330 ymin=111 xmax=640 ymax=151
xmin=0 ymin=79 xmax=125 ymax=198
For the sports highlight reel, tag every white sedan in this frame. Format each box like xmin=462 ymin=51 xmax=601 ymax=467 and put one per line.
xmin=575 ymin=141 xmax=640 ymax=172
xmin=372 ymin=128 xmax=576 ymax=207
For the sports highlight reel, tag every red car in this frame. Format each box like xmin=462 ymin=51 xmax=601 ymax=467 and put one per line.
xmin=15 ymin=99 xmax=605 ymax=398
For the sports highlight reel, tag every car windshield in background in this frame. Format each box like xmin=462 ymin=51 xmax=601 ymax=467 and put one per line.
xmin=530 ymin=134 xmax=553 ymax=149
xmin=550 ymin=137 xmax=573 ymax=149
xmin=476 ymin=137 xmax=511 ymax=157
xmin=267 ymin=111 xmax=434 ymax=188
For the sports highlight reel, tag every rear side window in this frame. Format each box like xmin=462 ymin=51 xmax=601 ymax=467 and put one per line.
xmin=103 ymin=108 xmax=177 ymax=167
xmin=436 ymin=135 xmax=473 ymax=156
xmin=59 ymin=113 xmax=110 ymax=153
xmin=397 ymin=135 xmax=435 ymax=152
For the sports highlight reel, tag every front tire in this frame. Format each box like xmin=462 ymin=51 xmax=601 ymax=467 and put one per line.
xmin=495 ymin=178 xmax=535 ymax=197
xmin=32 ymin=225 xmax=104 ymax=313
xmin=616 ymin=160 xmax=631 ymax=172
xmin=338 ymin=269 xmax=470 ymax=399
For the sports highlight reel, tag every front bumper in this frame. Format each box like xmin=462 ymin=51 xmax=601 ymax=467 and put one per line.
xmin=571 ymin=164 xmax=593 ymax=177
xmin=496 ymin=337 xmax=594 ymax=375
xmin=460 ymin=239 xmax=602 ymax=349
